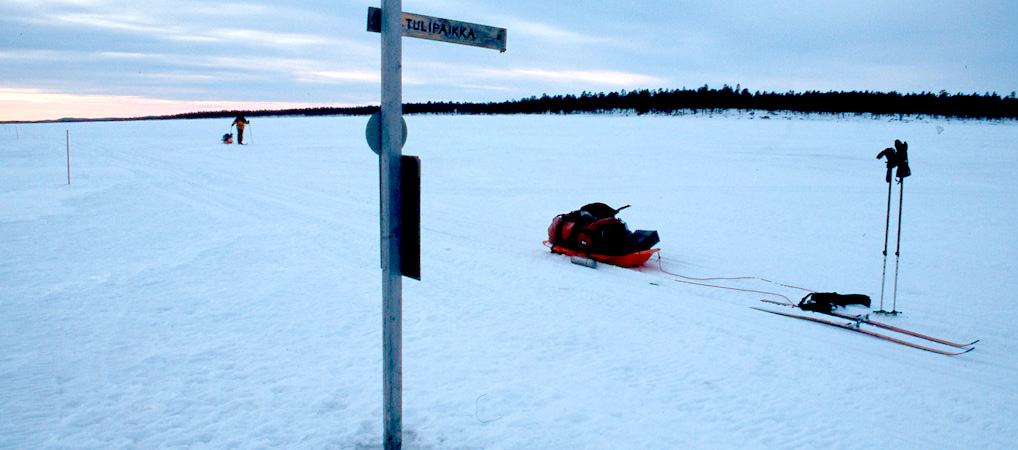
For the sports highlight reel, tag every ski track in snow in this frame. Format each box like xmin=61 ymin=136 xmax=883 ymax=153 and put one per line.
xmin=2 ymin=114 xmax=1017 ymax=449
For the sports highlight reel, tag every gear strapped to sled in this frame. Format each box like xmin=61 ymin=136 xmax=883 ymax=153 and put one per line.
xmin=547 ymin=203 xmax=660 ymax=262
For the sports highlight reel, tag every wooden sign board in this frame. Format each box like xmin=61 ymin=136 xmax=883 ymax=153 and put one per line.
xmin=367 ymin=6 xmax=507 ymax=52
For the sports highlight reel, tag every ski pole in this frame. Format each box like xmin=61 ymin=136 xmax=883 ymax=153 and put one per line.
xmin=248 ymin=123 xmax=253 ymax=144
xmin=890 ymin=179 xmax=905 ymax=313
xmin=878 ymin=177 xmax=893 ymax=312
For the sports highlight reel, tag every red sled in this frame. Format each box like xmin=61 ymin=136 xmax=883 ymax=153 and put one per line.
xmin=544 ymin=241 xmax=659 ymax=267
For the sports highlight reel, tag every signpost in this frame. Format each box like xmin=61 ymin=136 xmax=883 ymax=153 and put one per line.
xmin=366 ymin=3 xmax=505 ymax=449
xmin=367 ymin=6 xmax=507 ymax=52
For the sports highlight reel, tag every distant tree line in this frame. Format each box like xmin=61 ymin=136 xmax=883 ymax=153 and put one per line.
xmin=404 ymin=85 xmax=1016 ymax=120
xmin=17 ymin=85 xmax=1017 ymax=123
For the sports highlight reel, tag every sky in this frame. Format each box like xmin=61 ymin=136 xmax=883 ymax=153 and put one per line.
xmin=1 ymin=0 xmax=1015 ymax=121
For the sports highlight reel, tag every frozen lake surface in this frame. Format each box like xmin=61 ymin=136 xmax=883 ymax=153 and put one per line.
xmin=2 ymin=113 xmax=1017 ymax=448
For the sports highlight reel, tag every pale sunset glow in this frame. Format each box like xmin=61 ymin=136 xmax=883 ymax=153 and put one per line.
xmin=0 ymin=88 xmax=349 ymax=122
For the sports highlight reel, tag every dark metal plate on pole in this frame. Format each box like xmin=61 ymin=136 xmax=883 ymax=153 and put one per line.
xmin=400 ymin=155 xmax=420 ymax=280
xmin=366 ymin=111 xmax=407 ymax=155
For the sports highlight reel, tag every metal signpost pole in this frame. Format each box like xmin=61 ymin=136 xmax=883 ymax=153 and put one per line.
xmin=367 ymin=5 xmax=504 ymax=448
xmin=380 ymin=1 xmax=403 ymax=449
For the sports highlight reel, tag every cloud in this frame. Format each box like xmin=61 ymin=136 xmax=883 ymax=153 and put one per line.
xmin=2 ymin=49 xmax=378 ymax=92
xmin=5 ymin=1 xmax=356 ymax=51
xmin=0 ymin=49 xmax=70 ymax=61
xmin=45 ymin=12 xmax=173 ymax=36
xmin=453 ymin=84 xmax=513 ymax=92
xmin=299 ymin=71 xmax=378 ymax=83
xmin=508 ymin=21 xmax=618 ymax=47
xmin=477 ymin=68 xmax=666 ymax=87
xmin=38 ymin=12 xmax=342 ymax=48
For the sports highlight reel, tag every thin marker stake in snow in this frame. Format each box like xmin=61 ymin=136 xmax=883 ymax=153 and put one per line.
xmin=66 ymin=130 xmax=70 ymax=185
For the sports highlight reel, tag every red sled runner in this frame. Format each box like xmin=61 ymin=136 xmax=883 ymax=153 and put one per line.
xmin=544 ymin=241 xmax=659 ymax=267
xmin=546 ymin=203 xmax=660 ymax=268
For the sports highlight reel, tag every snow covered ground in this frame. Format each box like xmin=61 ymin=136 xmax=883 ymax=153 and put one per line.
xmin=2 ymin=113 xmax=1017 ymax=449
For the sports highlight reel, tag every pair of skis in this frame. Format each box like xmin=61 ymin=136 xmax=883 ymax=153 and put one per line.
xmin=754 ymin=300 xmax=977 ymax=356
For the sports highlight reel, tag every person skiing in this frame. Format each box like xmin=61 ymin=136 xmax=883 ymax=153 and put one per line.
xmin=231 ymin=115 xmax=250 ymax=145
